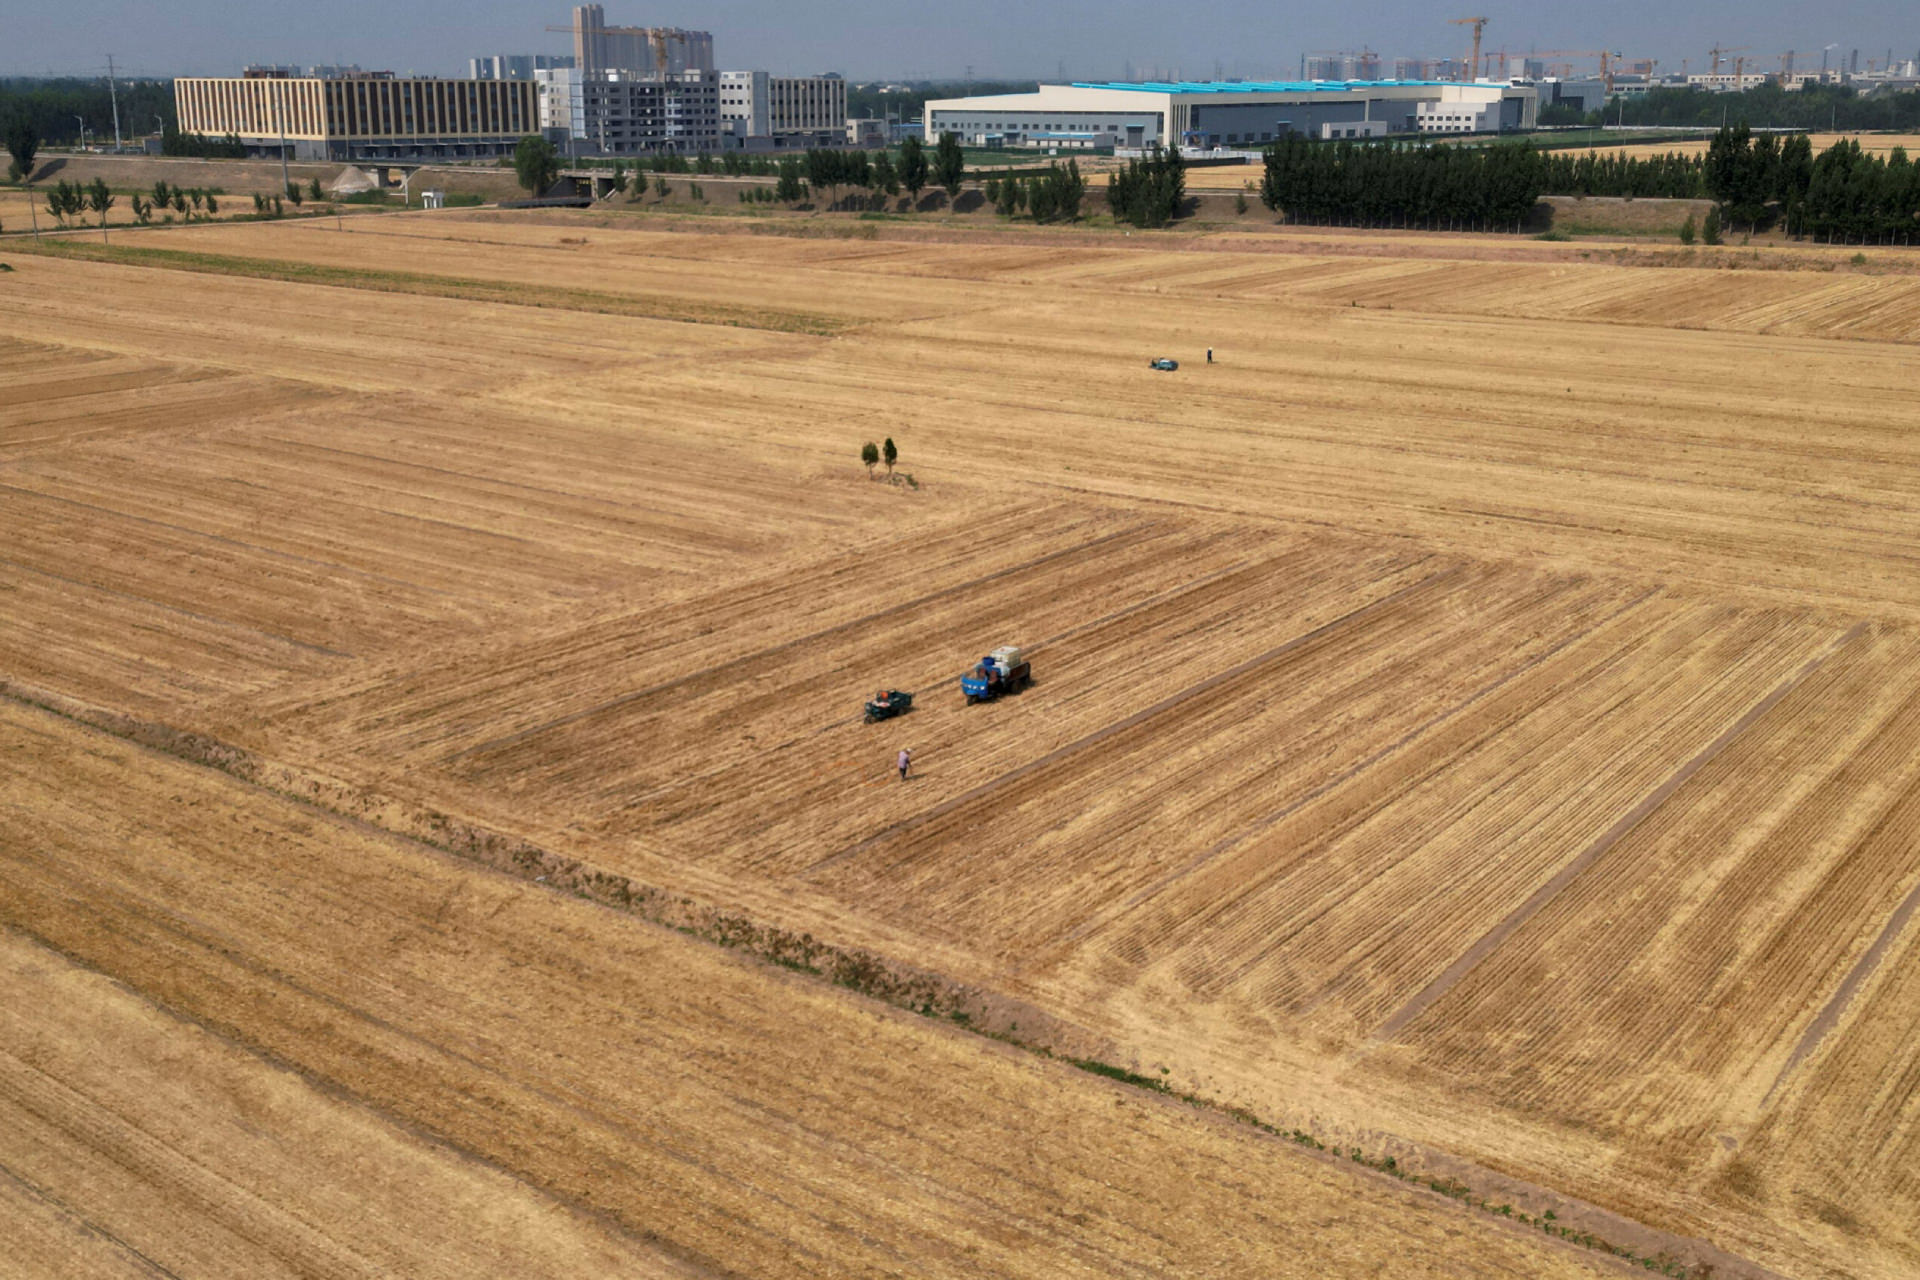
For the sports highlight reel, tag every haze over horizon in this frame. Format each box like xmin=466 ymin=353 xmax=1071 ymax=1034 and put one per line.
xmin=4 ymin=1 xmax=1916 ymax=82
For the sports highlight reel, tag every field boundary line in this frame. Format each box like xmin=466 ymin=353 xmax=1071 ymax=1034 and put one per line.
xmin=0 ymin=1150 xmax=185 ymax=1280
xmin=444 ymin=521 xmax=1161 ymax=763
xmin=0 ymin=680 xmax=1779 ymax=1280
xmin=1047 ymin=584 xmax=1668 ymax=958
xmin=1762 ymin=854 xmax=1920 ymax=1107
xmin=4 ymin=238 xmax=851 ymax=337
xmin=1375 ymin=619 xmax=1871 ymax=1042
xmin=0 ymin=481 xmax=456 ymax=600
xmin=0 ymin=555 xmax=353 ymax=660
xmin=803 ymin=558 xmax=1457 ymax=877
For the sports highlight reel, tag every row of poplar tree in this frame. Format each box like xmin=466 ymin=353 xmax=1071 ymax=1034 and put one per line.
xmin=1258 ymin=137 xmax=1545 ymax=231
xmin=1259 ymin=126 xmax=1920 ymax=241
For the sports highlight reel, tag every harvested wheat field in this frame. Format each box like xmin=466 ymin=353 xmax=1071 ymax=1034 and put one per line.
xmin=6 ymin=206 xmax=1920 ymax=1280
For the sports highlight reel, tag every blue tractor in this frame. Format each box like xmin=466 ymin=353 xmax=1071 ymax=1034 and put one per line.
xmin=961 ymin=645 xmax=1031 ymax=704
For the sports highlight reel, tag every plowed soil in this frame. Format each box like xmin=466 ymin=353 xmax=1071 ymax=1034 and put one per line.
xmin=7 ymin=207 xmax=1920 ymax=1279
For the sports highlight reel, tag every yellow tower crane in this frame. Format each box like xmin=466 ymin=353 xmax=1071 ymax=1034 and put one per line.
xmin=1451 ymin=17 xmax=1488 ymax=82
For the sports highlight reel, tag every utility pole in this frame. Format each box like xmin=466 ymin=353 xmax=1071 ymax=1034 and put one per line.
xmin=106 ymin=54 xmax=122 ymax=151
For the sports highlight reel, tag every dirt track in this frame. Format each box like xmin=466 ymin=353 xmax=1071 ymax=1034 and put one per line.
xmin=7 ymin=207 xmax=1920 ymax=1278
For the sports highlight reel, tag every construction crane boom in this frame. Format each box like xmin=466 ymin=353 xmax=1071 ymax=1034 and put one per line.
xmin=1451 ymin=17 xmax=1488 ymax=82
xmin=1708 ymin=45 xmax=1749 ymax=76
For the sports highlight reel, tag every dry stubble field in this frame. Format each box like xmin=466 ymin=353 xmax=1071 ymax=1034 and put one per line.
xmin=6 ymin=209 xmax=1920 ymax=1279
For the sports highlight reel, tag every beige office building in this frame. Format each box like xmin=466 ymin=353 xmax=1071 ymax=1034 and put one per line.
xmin=174 ymin=73 xmax=538 ymax=160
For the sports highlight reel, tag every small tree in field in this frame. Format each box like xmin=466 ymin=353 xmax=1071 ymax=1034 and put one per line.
xmin=513 ymin=134 xmax=560 ymax=196
xmin=86 ymin=177 xmax=114 ymax=241
xmin=309 ymin=177 xmax=324 ymax=202
xmin=934 ymin=130 xmax=965 ymax=199
xmin=861 ymin=441 xmax=880 ymax=478
xmin=882 ymin=437 xmax=897 ymax=478
xmin=1702 ymin=206 xmax=1723 ymax=245
xmin=1679 ymin=213 xmax=1697 ymax=245
xmin=899 ymin=135 xmax=928 ymax=202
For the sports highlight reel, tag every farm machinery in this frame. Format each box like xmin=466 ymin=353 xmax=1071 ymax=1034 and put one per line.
xmin=863 ymin=690 xmax=913 ymax=723
xmin=961 ymin=645 xmax=1031 ymax=703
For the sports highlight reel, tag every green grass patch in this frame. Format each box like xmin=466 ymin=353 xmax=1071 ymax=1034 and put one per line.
xmin=1066 ymin=1057 xmax=1172 ymax=1093
xmin=7 ymin=238 xmax=850 ymax=335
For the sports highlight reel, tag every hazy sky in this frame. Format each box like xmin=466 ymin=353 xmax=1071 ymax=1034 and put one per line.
xmin=6 ymin=2 xmax=1917 ymax=81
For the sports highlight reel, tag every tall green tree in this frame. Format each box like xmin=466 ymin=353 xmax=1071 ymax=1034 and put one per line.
xmin=4 ymin=116 xmax=38 ymax=182
xmin=774 ymin=158 xmax=806 ymax=203
xmin=933 ymin=131 xmax=965 ymax=198
xmin=861 ymin=441 xmax=879 ymax=478
xmin=899 ymin=135 xmax=928 ymax=199
xmin=882 ymin=437 xmax=897 ymax=477
xmin=512 ymin=135 xmax=560 ymax=196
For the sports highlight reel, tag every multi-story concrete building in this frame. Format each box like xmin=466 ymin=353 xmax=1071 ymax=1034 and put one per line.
xmin=570 ymin=5 xmax=712 ymax=75
xmin=1686 ymin=73 xmax=1770 ymax=94
xmin=470 ymin=54 xmax=574 ymax=81
xmin=718 ymin=71 xmax=848 ymax=148
xmin=536 ymin=67 xmax=721 ymax=154
xmin=925 ymin=80 xmax=1535 ymax=150
xmin=174 ymin=71 xmax=538 ymax=160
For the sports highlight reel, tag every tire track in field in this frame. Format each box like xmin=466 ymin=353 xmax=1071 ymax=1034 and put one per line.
xmin=1762 ymin=854 xmax=1920 ymax=1107
xmin=1375 ymin=619 xmax=1871 ymax=1042
xmin=0 ymin=557 xmax=353 ymax=660
xmin=0 ymin=482 xmax=456 ymax=600
xmin=604 ymin=537 xmax=1286 ymax=814
xmin=445 ymin=522 xmax=1163 ymax=765
xmin=1044 ymin=584 xmax=1668 ymax=958
xmin=802 ymin=559 xmax=1457 ymax=877
xmin=0 ymin=1156 xmax=182 ymax=1279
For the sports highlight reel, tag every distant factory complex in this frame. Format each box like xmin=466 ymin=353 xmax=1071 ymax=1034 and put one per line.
xmin=171 ymin=8 xmax=1920 ymax=163
xmin=925 ymin=80 xmax=1536 ymax=150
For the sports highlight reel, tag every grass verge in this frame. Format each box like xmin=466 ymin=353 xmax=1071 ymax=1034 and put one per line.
xmin=6 ymin=237 xmax=849 ymax=336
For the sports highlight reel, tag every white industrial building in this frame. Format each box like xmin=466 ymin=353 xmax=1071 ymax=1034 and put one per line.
xmin=719 ymin=71 xmax=848 ymax=148
xmin=924 ymin=80 xmax=1536 ymax=149
xmin=1415 ymin=99 xmax=1501 ymax=134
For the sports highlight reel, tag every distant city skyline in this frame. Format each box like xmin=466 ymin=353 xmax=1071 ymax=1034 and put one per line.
xmin=4 ymin=1 xmax=1916 ymax=82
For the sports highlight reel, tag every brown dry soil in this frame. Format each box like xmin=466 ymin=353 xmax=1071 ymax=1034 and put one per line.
xmin=7 ymin=205 xmax=1920 ymax=1279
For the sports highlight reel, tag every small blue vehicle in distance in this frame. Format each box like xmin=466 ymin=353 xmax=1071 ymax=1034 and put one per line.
xmin=1149 ymin=357 xmax=1179 ymax=371
xmin=961 ymin=645 xmax=1031 ymax=703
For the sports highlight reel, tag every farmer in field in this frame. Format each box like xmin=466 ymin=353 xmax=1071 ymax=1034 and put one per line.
xmin=897 ymin=747 xmax=911 ymax=781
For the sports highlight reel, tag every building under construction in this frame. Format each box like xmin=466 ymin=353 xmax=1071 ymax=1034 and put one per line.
xmin=568 ymin=5 xmax=713 ymax=76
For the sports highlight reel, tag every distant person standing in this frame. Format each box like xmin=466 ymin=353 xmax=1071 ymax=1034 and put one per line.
xmin=897 ymin=747 xmax=912 ymax=781
xmin=1207 ymin=347 xmax=1214 ymax=364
